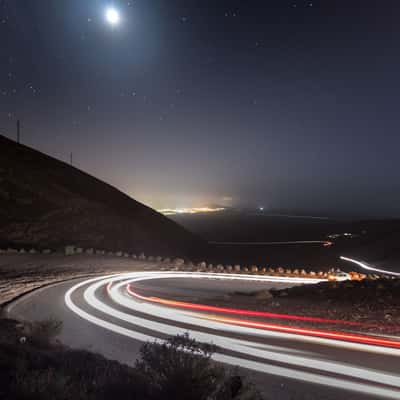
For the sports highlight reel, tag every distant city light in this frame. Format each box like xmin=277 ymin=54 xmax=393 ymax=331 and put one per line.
xmin=158 ymin=207 xmax=225 ymax=216
xmin=105 ymin=7 xmax=120 ymax=25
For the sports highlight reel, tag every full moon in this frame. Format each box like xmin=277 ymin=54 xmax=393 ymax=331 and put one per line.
xmin=105 ymin=8 xmax=120 ymax=25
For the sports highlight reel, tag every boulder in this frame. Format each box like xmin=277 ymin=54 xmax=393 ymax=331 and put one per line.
xmin=173 ymin=258 xmax=185 ymax=267
xmin=65 ymin=246 xmax=75 ymax=256
xmin=385 ymin=313 xmax=393 ymax=322
xmin=234 ymin=265 xmax=241 ymax=272
xmin=186 ymin=261 xmax=195 ymax=270
xmin=377 ymin=283 xmax=385 ymax=290
xmin=198 ymin=261 xmax=207 ymax=270
xmin=250 ymin=265 xmax=258 ymax=273
xmin=255 ymin=290 xmax=273 ymax=300
xmin=216 ymin=264 xmax=224 ymax=272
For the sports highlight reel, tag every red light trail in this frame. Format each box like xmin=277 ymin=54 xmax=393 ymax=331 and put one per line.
xmin=126 ymin=284 xmax=393 ymax=330
xmin=126 ymin=284 xmax=400 ymax=349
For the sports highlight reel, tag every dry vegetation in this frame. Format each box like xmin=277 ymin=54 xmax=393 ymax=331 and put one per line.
xmin=0 ymin=318 xmax=262 ymax=400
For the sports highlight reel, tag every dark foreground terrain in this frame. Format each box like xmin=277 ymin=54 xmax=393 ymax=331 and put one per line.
xmin=2 ymin=255 xmax=399 ymax=400
xmin=0 ymin=319 xmax=261 ymax=400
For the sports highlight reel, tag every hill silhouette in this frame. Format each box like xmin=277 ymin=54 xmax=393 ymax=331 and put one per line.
xmin=0 ymin=135 xmax=204 ymax=257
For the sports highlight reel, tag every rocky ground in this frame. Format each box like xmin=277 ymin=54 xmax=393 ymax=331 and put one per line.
xmin=158 ymin=279 xmax=400 ymax=335
xmin=267 ymin=278 xmax=400 ymax=332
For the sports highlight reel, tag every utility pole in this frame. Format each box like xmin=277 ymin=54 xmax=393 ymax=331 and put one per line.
xmin=70 ymin=152 xmax=73 ymax=166
xmin=17 ymin=120 xmax=20 ymax=144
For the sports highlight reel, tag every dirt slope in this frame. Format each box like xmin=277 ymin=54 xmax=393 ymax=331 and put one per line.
xmin=0 ymin=135 xmax=204 ymax=257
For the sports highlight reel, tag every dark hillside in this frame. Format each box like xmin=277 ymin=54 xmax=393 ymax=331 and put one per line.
xmin=0 ymin=135 xmax=204 ymax=257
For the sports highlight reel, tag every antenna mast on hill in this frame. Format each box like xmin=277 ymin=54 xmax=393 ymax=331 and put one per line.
xmin=17 ymin=120 xmax=20 ymax=144
xmin=70 ymin=152 xmax=73 ymax=166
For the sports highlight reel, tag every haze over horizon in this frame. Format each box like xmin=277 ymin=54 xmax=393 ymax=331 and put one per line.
xmin=2 ymin=1 xmax=400 ymax=217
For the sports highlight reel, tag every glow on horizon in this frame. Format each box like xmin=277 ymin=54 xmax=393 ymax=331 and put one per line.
xmin=158 ymin=207 xmax=225 ymax=216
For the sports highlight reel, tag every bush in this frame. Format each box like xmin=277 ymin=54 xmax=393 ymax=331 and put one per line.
xmin=134 ymin=333 xmax=261 ymax=400
xmin=10 ymin=367 xmax=69 ymax=400
xmin=0 ymin=319 xmax=262 ymax=400
xmin=29 ymin=318 xmax=62 ymax=347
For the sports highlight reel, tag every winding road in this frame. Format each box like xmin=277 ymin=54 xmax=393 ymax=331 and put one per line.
xmin=7 ymin=271 xmax=400 ymax=400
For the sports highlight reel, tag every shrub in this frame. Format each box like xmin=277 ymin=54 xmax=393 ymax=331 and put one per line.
xmin=1 ymin=319 xmax=262 ymax=400
xmin=29 ymin=319 xmax=62 ymax=347
xmin=134 ymin=333 xmax=262 ymax=400
xmin=10 ymin=367 xmax=69 ymax=400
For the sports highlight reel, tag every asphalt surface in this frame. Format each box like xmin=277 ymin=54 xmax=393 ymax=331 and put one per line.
xmin=7 ymin=272 xmax=400 ymax=400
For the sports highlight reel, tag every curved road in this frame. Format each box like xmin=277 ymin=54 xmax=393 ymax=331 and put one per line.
xmin=7 ymin=271 xmax=400 ymax=400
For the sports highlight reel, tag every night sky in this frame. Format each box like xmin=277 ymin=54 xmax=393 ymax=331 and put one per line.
xmin=1 ymin=1 xmax=400 ymax=216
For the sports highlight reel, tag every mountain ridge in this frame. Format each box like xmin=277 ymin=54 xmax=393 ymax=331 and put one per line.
xmin=0 ymin=134 xmax=204 ymax=257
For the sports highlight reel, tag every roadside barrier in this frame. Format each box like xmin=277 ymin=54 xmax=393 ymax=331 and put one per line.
xmin=0 ymin=245 xmax=391 ymax=282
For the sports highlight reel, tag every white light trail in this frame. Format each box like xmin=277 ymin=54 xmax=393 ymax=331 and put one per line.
xmin=65 ymin=271 xmax=400 ymax=399
xmin=340 ymin=256 xmax=400 ymax=277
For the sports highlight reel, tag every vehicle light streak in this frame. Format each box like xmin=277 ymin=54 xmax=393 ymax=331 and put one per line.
xmin=126 ymin=284 xmax=390 ymax=330
xmin=64 ymin=272 xmax=400 ymax=399
xmin=198 ymin=315 xmax=400 ymax=349
xmin=340 ymin=256 xmax=400 ymax=277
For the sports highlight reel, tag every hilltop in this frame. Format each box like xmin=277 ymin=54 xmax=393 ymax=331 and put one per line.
xmin=0 ymin=135 xmax=203 ymax=257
